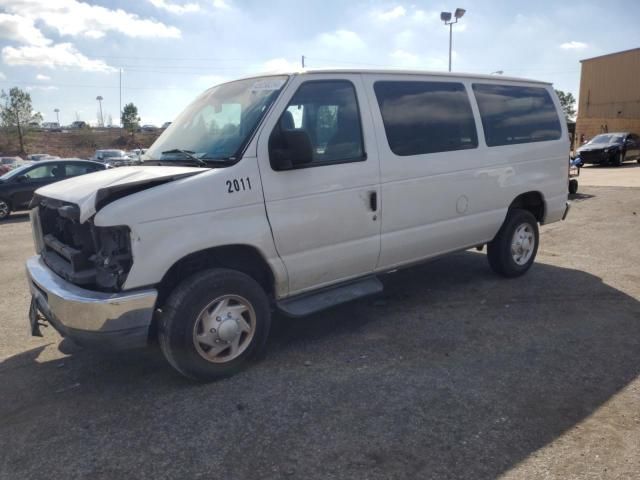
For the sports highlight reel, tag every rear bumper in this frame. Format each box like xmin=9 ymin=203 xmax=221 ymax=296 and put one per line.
xmin=26 ymin=255 xmax=157 ymax=349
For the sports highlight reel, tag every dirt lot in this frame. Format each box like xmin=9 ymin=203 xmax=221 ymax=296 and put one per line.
xmin=1 ymin=170 xmax=639 ymax=479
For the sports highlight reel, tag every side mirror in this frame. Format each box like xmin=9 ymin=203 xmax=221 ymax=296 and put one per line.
xmin=269 ymin=129 xmax=314 ymax=171
xmin=15 ymin=175 xmax=28 ymax=183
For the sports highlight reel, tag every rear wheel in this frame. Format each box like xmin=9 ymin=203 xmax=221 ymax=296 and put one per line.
xmin=0 ymin=200 xmax=10 ymax=220
xmin=158 ymin=268 xmax=271 ymax=381
xmin=569 ymin=179 xmax=578 ymax=195
xmin=487 ymin=209 xmax=539 ymax=277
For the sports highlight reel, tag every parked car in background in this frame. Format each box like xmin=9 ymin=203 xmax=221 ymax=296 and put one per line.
xmin=140 ymin=124 xmax=159 ymax=132
xmin=0 ymin=159 xmax=106 ymax=220
xmin=27 ymin=154 xmax=60 ymax=162
xmin=42 ymin=122 xmax=62 ymax=132
xmin=127 ymin=148 xmax=148 ymax=164
xmin=90 ymin=149 xmax=131 ymax=167
xmin=576 ymin=132 xmax=640 ymax=166
xmin=69 ymin=121 xmax=89 ymax=129
xmin=162 ymin=122 xmax=172 ymax=129
xmin=0 ymin=157 xmax=25 ymax=175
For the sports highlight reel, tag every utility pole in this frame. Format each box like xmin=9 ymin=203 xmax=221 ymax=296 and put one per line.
xmin=301 ymin=55 xmax=305 ymax=69
xmin=440 ymin=8 xmax=466 ymax=72
xmin=119 ymin=68 xmax=122 ymax=128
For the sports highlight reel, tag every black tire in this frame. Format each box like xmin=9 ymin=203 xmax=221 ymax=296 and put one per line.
xmin=158 ymin=268 xmax=271 ymax=381
xmin=487 ymin=209 xmax=539 ymax=278
xmin=569 ymin=179 xmax=578 ymax=195
xmin=612 ymin=151 xmax=624 ymax=166
xmin=0 ymin=199 xmax=10 ymax=220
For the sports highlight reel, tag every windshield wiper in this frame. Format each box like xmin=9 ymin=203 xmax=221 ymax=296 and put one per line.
xmin=161 ymin=149 xmax=206 ymax=167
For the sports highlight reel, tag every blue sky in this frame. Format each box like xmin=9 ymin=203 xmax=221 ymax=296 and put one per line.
xmin=0 ymin=0 xmax=638 ymax=126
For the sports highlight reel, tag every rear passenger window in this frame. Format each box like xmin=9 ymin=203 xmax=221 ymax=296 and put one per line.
xmin=374 ymin=81 xmax=478 ymax=156
xmin=472 ymin=84 xmax=562 ymax=146
xmin=65 ymin=163 xmax=98 ymax=176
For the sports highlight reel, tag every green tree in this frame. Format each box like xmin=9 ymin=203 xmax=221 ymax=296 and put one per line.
xmin=555 ymin=89 xmax=576 ymax=120
xmin=121 ymin=102 xmax=140 ymax=136
xmin=0 ymin=87 xmax=43 ymax=153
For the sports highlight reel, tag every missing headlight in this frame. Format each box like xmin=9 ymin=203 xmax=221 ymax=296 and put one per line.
xmin=93 ymin=226 xmax=133 ymax=291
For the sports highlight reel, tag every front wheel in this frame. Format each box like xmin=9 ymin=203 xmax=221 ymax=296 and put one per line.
xmin=158 ymin=268 xmax=271 ymax=381
xmin=0 ymin=200 xmax=10 ymax=220
xmin=612 ymin=151 xmax=624 ymax=166
xmin=487 ymin=209 xmax=539 ymax=277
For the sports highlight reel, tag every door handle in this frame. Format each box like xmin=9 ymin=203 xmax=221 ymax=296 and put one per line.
xmin=369 ymin=191 xmax=378 ymax=212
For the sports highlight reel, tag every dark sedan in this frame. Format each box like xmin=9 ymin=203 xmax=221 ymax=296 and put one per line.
xmin=0 ymin=159 xmax=106 ymax=220
xmin=576 ymin=132 xmax=640 ymax=166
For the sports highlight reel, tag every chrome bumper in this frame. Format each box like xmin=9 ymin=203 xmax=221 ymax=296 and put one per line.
xmin=26 ymin=255 xmax=157 ymax=349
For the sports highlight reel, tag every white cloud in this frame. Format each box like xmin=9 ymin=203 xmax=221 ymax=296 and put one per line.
xmin=0 ymin=0 xmax=181 ymax=39
xmin=0 ymin=13 xmax=51 ymax=46
xmin=390 ymin=49 xmax=420 ymax=67
xmin=317 ymin=30 xmax=365 ymax=51
xmin=213 ymin=0 xmax=231 ymax=9
xmin=560 ymin=41 xmax=588 ymax=50
xmin=376 ymin=6 xmax=406 ymax=21
xmin=2 ymin=43 xmax=117 ymax=73
xmin=261 ymin=58 xmax=299 ymax=72
xmin=0 ymin=72 xmax=6 ymax=80
xmin=148 ymin=0 xmax=200 ymax=14
xmin=36 ymin=74 xmax=51 ymax=81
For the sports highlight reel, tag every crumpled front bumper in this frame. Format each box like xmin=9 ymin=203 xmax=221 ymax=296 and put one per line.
xmin=26 ymin=255 xmax=157 ymax=349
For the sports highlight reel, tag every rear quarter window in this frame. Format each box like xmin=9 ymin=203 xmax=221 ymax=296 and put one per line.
xmin=472 ymin=84 xmax=562 ymax=147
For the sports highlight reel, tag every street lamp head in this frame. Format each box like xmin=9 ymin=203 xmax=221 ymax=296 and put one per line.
xmin=454 ymin=8 xmax=466 ymax=19
xmin=96 ymin=95 xmax=103 ymax=101
xmin=440 ymin=11 xmax=452 ymax=22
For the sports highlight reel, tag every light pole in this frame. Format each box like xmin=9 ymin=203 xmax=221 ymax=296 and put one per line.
xmin=54 ymin=108 xmax=60 ymax=125
xmin=96 ymin=95 xmax=104 ymax=127
xmin=440 ymin=8 xmax=466 ymax=72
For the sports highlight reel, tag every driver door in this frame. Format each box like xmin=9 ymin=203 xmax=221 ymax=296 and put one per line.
xmin=256 ymin=75 xmax=381 ymax=296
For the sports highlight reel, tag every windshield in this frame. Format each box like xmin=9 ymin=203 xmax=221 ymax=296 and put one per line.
xmin=588 ymin=134 xmax=624 ymax=145
xmin=0 ymin=163 xmax=31 ymax=180
xmin=145 ymin=75 xmax=288 ymax=163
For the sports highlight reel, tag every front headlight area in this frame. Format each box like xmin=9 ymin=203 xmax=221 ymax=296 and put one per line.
xmin=93 ymin=225 xmax=133 ymax=291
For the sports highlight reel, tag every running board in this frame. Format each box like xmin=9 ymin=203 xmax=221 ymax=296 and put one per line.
xmin=276 ymin=276 xmax=384 ymax=317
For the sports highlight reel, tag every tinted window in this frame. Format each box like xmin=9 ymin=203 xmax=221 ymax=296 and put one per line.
xmin=66 ymin=163 xmax=100 ymax=176
xmin=272 ymin=80 xmax=364 ymax=167
xmin=374 ymin=81 xmax=478 ymax=156
xmin=25 ymin=164 xmax=64 ymax=179
xmin=472 ymin=84 xmax=562 ymax=146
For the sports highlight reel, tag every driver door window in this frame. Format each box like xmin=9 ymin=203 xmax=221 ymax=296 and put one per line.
xmin=272 ymin=80 xmax=365 ymax=168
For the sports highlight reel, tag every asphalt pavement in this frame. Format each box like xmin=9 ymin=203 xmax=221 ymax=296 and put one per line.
xmin=0 ymin=173 xmax=639 ymax=479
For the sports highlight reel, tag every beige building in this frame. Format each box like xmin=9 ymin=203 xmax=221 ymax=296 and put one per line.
xmin=575 ymin=47 xmax=640 ymax=147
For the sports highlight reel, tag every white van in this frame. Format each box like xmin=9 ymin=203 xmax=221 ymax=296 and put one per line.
xmin=25 ymin=69 xmax=570 ymax=380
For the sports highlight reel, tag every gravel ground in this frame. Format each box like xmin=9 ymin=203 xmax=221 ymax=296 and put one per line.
xmin=0 ymin=181 xmax=639 ymax=479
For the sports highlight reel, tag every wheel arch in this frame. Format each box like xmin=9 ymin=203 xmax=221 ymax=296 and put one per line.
xmin=508 ymin=191 xmax=545 ymax=223
xmin=156 ymin=244 xmax=276 ymax=309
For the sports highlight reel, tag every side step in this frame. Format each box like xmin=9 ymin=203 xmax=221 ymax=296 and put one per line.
xmin=276 ymin=276 xmax=384 ymax=317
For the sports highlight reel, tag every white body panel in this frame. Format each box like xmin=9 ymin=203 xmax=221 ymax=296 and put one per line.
xmin=32 ymin=69 xmax=569 ymax=302
xmin=256 ymin=73 xmax=381 ymax=295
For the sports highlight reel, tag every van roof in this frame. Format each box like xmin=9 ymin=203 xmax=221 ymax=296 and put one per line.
xmin=233 ymin=68 xmax=551 ymax=86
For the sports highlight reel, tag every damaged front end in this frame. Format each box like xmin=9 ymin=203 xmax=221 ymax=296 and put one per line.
xmin=31 ymin=194 xmax=133 ymax=292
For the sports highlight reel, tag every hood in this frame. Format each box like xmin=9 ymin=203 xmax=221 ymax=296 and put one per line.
xmin=35 ymin=165 xmax=204 ymax=223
